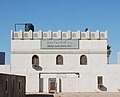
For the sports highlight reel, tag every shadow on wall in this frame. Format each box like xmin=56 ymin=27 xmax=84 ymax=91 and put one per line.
xmin=33 ymin=65 xmax=42 ymax=71
xmin=99 ymin=85 xmax=107 ymax=91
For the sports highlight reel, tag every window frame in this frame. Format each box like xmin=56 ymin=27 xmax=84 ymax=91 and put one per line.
xmin=56 ymin=55 xmax=63 ymax=65
xmin=5 ymin=79 xmax=8 ymax=93
xmin=97 ymin=76 xmax=103 ymax=89
xmin=18 ymin=80 xmax=21 ymax=91
xmin=32 ymin=55 xmax=39 ymax=67
xmin=80 ymin=55 xmax=87 ymax=65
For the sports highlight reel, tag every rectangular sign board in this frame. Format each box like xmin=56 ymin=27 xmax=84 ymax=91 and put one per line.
xmin=41 ymin=40 xmax=79 ymax=49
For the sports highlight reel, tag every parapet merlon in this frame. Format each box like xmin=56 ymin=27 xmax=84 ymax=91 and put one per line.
xmin=11 ymin=29 xmax=107 ymax=40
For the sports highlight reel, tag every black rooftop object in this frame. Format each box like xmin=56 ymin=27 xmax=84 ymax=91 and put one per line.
xmin=85 ymin=28 xmax=88 ymax=32
xmin=15 ymin=23 xmax=34 ymax=32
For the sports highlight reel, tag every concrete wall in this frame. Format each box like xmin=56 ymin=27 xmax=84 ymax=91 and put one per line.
xmin=11 ymin=35 xmax=107 ymax=72
xmin=0 ymin=73 xmax=26 ymax=97
xmin=0 ymin=65 xmax=10 ymax=73
xmin=26 ymin=73 xmax=39 ymax=93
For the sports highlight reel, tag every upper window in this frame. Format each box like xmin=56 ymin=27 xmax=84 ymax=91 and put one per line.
xmin=32 ymin=55 xmax=39 ymax=67
xmin=56 ymin=55 xmax=63 ymax=65
xmin=80 ymin=55 xmax=87 ymax=65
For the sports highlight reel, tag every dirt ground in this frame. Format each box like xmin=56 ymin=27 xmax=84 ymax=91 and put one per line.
xmin=54 ymin=92 xmax=120 ymax=97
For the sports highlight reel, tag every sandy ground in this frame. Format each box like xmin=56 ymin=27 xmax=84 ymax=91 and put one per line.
xmin=54 ymin=92 xmax=120 ymax=97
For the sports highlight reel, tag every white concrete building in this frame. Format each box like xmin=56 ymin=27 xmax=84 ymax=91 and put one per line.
xmin=10 ymin=25 xmax=120 ymax=93
xmin=1 ymin=24 xmax=120 ymax=93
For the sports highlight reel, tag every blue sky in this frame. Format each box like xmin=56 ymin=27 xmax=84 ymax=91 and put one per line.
xmin=0 ymin=0 xmax=120 ymax=64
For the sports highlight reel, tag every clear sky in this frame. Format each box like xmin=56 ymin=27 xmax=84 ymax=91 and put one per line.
xmin=0 ymin=0 xmax=120 ymax=64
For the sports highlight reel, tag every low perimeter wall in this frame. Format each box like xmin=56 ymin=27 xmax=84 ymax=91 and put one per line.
xmin=0 ymin=73 xmax=26 ymax=97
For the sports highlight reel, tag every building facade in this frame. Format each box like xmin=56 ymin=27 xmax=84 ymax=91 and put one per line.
xmin=10 ymin=28 xmax=120 ymax=93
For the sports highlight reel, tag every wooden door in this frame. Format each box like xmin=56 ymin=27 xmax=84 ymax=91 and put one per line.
xmin=49 ymin=78 xmax=56 ymax=93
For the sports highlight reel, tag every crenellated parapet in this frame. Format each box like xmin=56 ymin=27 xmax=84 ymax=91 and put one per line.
xmin=11 ymin=30 xmax=107 ymax=40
